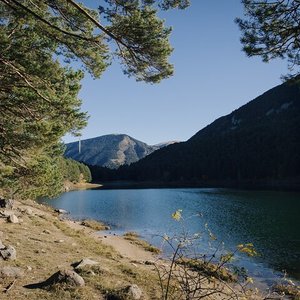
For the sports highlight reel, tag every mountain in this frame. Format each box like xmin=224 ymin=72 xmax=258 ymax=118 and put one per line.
xmin=105 ymin=78 xmax=300 ymax=188
xmin=64 ymin=134 xmax=178 ymax=169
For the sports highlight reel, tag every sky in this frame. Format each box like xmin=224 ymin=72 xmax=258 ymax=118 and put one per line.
xmin=63 ymin=0 xmax=288 ymax=145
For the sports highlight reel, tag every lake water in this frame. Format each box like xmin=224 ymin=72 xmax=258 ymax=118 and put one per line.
xmin=39 ymin=188 xmax=300 ymax=284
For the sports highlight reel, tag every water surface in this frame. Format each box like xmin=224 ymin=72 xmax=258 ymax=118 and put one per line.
xmin=40 ymin=188 xmax=300 ymax=283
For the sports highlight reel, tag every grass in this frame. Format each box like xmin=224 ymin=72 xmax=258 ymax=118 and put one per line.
xmin=0 ymin=199 xmax=162 ymax=299
xmin=176 ymin=257 xmax=237 ymax=282
xmin=123 ymin=232 xmax=161 ymax=254
xmin=80 ymin=219 xmax=110 ymax=231
xmin=274 ymin=283 xmax=300 ymax=300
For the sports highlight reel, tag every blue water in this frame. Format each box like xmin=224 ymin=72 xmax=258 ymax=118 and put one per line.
xmin=39 ymin=188 xmax=300 ymax=284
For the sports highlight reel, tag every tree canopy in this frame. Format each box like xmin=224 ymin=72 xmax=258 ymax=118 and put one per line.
xmin=237 ymin=0 xmax=300 ymax=79
xmin=0 ymin=0 xmax=189 ymax=198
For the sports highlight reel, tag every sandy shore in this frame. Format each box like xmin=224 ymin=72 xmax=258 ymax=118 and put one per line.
xmin=64 ymin=219 xmax=157 ymax=262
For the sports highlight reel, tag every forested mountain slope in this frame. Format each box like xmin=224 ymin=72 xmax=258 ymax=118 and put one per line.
xmin=112 ymin=79 xmax=300 ymax=186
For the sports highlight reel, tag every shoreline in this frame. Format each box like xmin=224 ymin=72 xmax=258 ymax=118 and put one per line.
xmin=64 ymin=181 xmax=102 ymax=192
xmin=0 ymin=198 xmax=297 ymax=299
xmin=93 ymin=179 xmax=300 ymax=192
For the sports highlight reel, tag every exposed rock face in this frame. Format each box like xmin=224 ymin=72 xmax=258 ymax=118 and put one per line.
xmin=65 ymin=134 xmax=178 ymax=169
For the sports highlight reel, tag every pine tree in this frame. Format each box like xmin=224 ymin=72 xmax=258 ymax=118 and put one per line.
xmin=0 ymin=0 xmax=189 ymax=198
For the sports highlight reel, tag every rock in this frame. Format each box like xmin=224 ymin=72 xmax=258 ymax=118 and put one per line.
xmin=46 ymin=269 xmax=85 ymax=287
xmin=54 ymin=209 xmax=68 ymax=214
xmin=0 ymin=266 xmax=24 ymax=278
xmin=25 ymin=208 xmax=33 ymax=215
xmin=0 ymin=245 xmax=17 ymax=260
xmin=8 ymin=214 xmax=19 ymax=223
xmin=0 ymin=198 xmax=14 ymax=209
xmin=27 ymin=266 xmax=32 ymax=271
xmin=74 ymin=258 xmax=99 ymax=270
xmin=124 ymin=284 xmax=143 ymax=300
xmin=0 ymin=239 xmax=5 ymax=250
xmin=54 ymin=239 xmax=64 ymax=243
xmin=0 ymin=210 xmax=15 ymax=217
xmin=43 ymin=229 xmax=51 ymax=234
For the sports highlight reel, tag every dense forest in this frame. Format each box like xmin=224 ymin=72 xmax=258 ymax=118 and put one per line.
xmin=90 ymin=78 xmax=300 ymax=189
xmin=0 ymin=155 xmax=91 ymax=200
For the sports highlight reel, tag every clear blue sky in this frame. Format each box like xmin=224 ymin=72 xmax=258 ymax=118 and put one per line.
xmin=64 ymin=0 xmax=288 ymax=145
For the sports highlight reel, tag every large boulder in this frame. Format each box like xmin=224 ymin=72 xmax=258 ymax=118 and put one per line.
xmin=25 ymin=269 xmax=85 ymax=290
xmin=55 ymin=270 xmax=85 ymax=286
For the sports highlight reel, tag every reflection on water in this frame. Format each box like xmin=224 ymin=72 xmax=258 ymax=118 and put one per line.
xmin=39 ymin=188 xmax=300 ymax=282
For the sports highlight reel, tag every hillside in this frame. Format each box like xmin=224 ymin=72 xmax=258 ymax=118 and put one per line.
xmin=100 ymin=78 xmax=300 ymax=188
xmin=65 ymin=134 xmax=177 ymax=169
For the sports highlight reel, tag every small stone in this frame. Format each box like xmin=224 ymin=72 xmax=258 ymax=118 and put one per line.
xmin=124 ymin=284 xmax=143 ymax=300
xmin=27 ymin=266 xmax=33 ymax=271
xmin=0 ymin=266 xmax=24 ymax=278
xmin=0 ymin=198 xmax=14 ymax=209
xmin=88 ymin=270 xmax=95 ymax=276
xmin=0 ymin=245 xmax=17 ymax=260
xmin=54 ymin=209 xmax=68 ymax=214
xmin=71 ymin=243 xmax=77 ymax=247
xmin=8 ymin=214 xmax=19 ymax=224
xmin=43 ymin=229 xmax=51 ymax=234
xmin=25 ymin=208 xmax=33 ymax=215
xmin=55 ymin=239 xmax=64 ymax=243
xmin=74 ymin=258 xmax=99 ymax=270
xmin=0 ymin=239 xmax=5 ymax=250
xmin=1 ymin=210 xmax=15 ymax=217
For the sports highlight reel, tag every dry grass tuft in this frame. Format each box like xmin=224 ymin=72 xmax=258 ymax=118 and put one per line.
xmin=81 ymin=219 xmax=110 ymax=231
xmin=123 ymin=232 xmax=160 ymax=254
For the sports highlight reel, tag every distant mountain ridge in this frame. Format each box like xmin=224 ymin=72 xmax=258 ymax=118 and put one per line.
xmin=64 ymin=134 xmax=178 ymax=169
xmin=95 ymin=78 xmax=300 ymax=188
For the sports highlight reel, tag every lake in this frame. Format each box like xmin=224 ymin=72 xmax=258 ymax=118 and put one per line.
xmin=39 ymin=188 xmax=300 ymax=284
